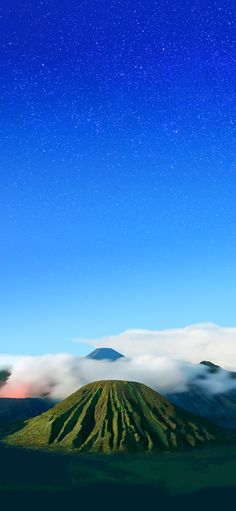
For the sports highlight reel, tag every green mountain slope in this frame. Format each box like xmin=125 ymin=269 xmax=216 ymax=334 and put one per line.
xmin=3 ymin=380 xmax=222 ymax=454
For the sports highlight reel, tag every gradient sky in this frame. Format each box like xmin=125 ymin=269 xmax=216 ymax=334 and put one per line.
xmin=1 ymin=0 xmax=236 ymax=355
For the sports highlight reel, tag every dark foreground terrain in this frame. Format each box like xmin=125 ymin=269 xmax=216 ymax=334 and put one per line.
xmin=1 ymin=442 xmax=236 ymax=510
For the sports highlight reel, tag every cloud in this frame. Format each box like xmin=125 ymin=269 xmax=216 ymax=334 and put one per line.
xmin=0 ymin=354 xmax=205 ymax=399
xmin=0 ymin=323 xmax=235 ymax=400
xmin=0 ymin=352 xmax=235 ymax=401
xmin=77 ymin=323 xmax=236 ymax=371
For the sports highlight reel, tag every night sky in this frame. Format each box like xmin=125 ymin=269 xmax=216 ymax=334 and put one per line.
xmin=1 ymin=0 xmax=236 ymax=354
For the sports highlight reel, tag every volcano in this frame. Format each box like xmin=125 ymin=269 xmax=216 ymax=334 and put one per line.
xmin=3 ymin=380 xmax=222 ymax=454
xmin=86 ymin=348 xmax=124 ymax=361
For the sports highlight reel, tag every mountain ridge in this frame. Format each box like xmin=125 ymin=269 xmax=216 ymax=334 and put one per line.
xmin=0 ymin=397 xmax=55 ymax=422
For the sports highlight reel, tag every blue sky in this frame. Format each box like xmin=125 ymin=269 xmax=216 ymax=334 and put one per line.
xmin=1 ymin=0 xmax=236 ymax=355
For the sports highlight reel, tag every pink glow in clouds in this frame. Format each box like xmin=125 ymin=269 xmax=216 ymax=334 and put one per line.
xmin=0 ymin=383 xmax=31 ymax=398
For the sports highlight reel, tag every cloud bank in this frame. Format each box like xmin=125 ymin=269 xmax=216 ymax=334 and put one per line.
xmin=1 ymin=353 xmax=235 ymax=400
xmin=81 ymin=323 xmax=236 ymax=371
xmin=0 ymin=323 xmax=235 ymax=400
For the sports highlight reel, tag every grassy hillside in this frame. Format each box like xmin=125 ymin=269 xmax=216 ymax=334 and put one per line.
xmin=3 ymin=380 xmax=222 ymax=453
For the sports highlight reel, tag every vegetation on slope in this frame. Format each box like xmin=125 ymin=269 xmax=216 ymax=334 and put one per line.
xmin=3 ymin=380 xmax=221 ymax=454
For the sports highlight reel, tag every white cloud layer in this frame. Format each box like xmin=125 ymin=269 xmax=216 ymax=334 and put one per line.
xmin=0 ymin=323 xmax=235 ymax=400
xmin=81 ymin=323 xmax=236 ymax=371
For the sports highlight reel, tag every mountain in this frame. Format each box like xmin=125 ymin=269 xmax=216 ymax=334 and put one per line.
xmin=200 ymin=360 xmax=236 ymax=378
xmin=200 ymin=361 xmax=221 ymax=373
xmin=167 ymin=362 xmax=236 ymax=429
xmin=86 ymin=348 xmax=124 ymax=361
xmin=168 ymin=386 xmax=236 ymax=429
xmin=0 ymin=397 xmax=55 ymax=423
xmin=3 ymin=380 xmax=222 ymax=454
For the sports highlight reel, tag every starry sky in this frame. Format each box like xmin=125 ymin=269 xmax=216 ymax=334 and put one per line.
xmin=1 ymin=0 xmax=236 ymax=355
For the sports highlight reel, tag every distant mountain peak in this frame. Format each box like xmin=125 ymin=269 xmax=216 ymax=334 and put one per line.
xmin=200 ymin=361 xmax=221 ymax=373
xmin=86 ymin=348 xmax=124 ymax=361
xmin=200 ymin=360 xmax=236 ymax=379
